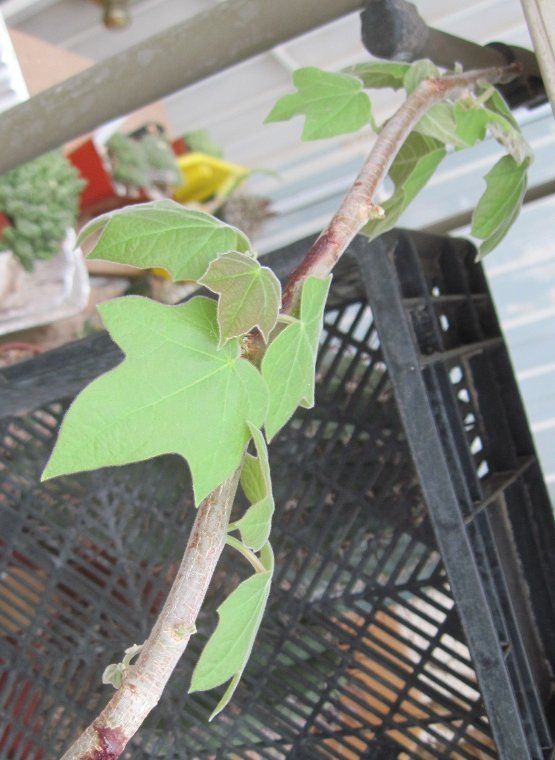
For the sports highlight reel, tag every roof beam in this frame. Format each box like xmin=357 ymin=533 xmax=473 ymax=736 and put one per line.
xmin=0 ymin=0 xmax=362 ymax=173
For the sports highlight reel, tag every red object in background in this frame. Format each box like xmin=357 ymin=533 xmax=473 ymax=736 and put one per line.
xmin=0 ymin=212 xmax=11 ymax=238
xmin=171 ymin=136 xmax=188 ymax=157
xmin=67 ymin=138 xmax=114 ymax=211
xmin=67 ymin=138 xmax=149 ymax=218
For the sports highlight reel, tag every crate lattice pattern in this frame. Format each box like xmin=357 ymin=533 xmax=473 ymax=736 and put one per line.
xmin=0 ymin=275 xmax=500 ymax=759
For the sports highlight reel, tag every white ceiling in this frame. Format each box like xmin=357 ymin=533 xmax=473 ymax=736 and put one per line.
xmin=0 ymin=10 xmax=27 ymax=113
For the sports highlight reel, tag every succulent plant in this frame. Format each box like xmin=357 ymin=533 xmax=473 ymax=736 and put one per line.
xmin=0 ymin=151 xmax=85 ymax=271
xmin=106 ymin=133 xmax=150 ymax=190
xmin=107 ymin=132 xmax=181 ymax=192
xmin=141 ymin=134 xmax=182 ymax=188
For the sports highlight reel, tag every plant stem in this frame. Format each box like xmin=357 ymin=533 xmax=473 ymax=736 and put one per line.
xmin=60 ymin=470 xmax=240 ymax=760
xmin=280 ymin=62 xmax=521 ymax=314
xmin=61 ymin=60 xmax=520 ymax=759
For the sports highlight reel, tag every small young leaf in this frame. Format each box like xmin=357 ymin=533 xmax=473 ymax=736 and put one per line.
xmin=363 ymin=132 xmax=446 ymax=240
xmin=199 ymin=252 xmax=281 ymax=345
xmin=234 ymin=498 xmax=274 ymax=555
xmin=471 ymin=154 xmax=529 ymax=257
xmin=42 ymin=296 xmax=268 ymax=505
xmin=343 ymin=61 xmax=410 ymax=90
xmin=468 ymin=85 xmax=530 ymax=164
xmin=78 ymin=199 xmax=250 ymax=281
xmin=190 ymin=542 xmax=274 ymax=720
xmin=262 ymin=276 xmax=331 ymax=441
xmin=234 ymin=423 xmax=274 ymax=552
xmin=454 ymin=103 xmax=489 ymax=146
xmin=240 ymin=453 xmax=266 ymax=505
xmin=403 ymin=59 xmax=439 ymax=94
xmin=265 ymin=67 xmax=372 ymax=140
xmin=415 ymin=102 xmax=467 ymax=148
xmin=477 ymin=84 xmax=518 ymax=128
xmin=486 ymin=117 xmax=532 ymax=165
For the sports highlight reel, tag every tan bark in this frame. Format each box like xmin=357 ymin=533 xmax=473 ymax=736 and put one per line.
xmin=60 ymin=471 xmax=240 ymax=760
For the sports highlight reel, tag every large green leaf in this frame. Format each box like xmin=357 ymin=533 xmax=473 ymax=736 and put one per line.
xmin=42 ymin=296 xmax=268 ymax=505
xmin=77 ymin=199 xmax=250 ymax=281
xmin=199 ymin=251 xmax=281 ymax=345
xmin=343 ymin=61 xmax=410 ymax=90
xmin=471 ymin=154 xmax=529 ymax=257
xmin=262 ymin=276 xmax=331 ymax=441
xmin=232 ymin=423 xmax=274 ymax=552
xmin=190 ymin=542 xmax=274 ymax=719
xmin=265 ymin=67 xmax=371 ymax=140
xmin=363 ymin=132 xmax=445 ymax=240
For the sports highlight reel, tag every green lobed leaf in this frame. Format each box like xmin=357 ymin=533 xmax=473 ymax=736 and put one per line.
xmin=403 ymin=59 xmax=439 ymax=94
xmin=262 ymin=276 xmax=331 ymax=441
xmin=190 ymin=542 xmax=274 ymax=720
xmin=42 ymin=296 xmax=268 ymax=505
xmin=343 ymin=61 xmax=410 ymax=90
xmin=77 ymin=199 xmax=251 ymax=281
xmin=471 ymin=154 xmax=529 ymax=258
xmin=265 ymin=67 xmax=372 ymax=140
xmin=363 ymin=132 xmax=446 ymax=240
xmin=199 ymin=252 xmax=281 ymax=345
xmin=233 ymin=423 xmax=274 ymax=552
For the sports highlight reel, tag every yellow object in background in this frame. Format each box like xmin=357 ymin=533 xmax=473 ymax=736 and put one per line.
xmin=173 ymin=152 xmax=249 ymax=204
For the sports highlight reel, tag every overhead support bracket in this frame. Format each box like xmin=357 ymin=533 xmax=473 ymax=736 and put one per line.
xmin=360 ymin=0 xmax=547 ymax=110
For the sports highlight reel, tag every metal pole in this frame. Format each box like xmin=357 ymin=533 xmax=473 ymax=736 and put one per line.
xmin=521 ymin=0 xmax=555 ymax=117
xmin=0 ymin=0 xmax=362 ymax=174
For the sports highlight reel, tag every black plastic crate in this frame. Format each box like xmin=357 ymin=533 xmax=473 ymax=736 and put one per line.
xmin=0 ymin=230 xmax=553 ymax=759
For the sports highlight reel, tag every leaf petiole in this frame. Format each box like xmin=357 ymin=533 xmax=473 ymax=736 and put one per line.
xmin=277 ymin=313 xmax=299 ymax=326
xmin=225 ymin=535 xmax=266 ymax=574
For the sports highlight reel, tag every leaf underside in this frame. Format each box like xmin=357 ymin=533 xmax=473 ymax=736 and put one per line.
xmin=235 ymin=423 xmax=275 ymax=552
xmin=262 ymin=275 xmax=331 ymax=441
xmin=265 ymin=67 xmax=371 ymax=140
xmin=471 ymin=154 xmax=529 ymax=257
xmin=403 ymin=59 xmax=439 ymax=94
xmin=78 ymin=199 xmax=251 ymax=281
xmin=190 ymin=543 xmax=274 ymax=720
xmin=344 ymin=61 xmax=410 ymax=90
xmin=414 ymin=102 xmax=467 ymax=148
xmin=199 ymin=251 xmax=281 ymax=345
xmin=363 ymin=132 xmax=446 ymax=240
xmin=42 ymin=296 xmax=268 ymax=505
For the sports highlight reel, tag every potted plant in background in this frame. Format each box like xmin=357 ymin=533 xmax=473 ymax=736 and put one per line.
xmin=0 ymin=151 xmax=84 ymax=273
xmin=0 ymin=151 xmax=88 ymax=334
xmin=105 ymin=133 xmax=150 ymax=196
xmin=69 ymin=125 xmax=183 ymax=217
xmin=140 ymin=131 xmax=182 ymax=191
